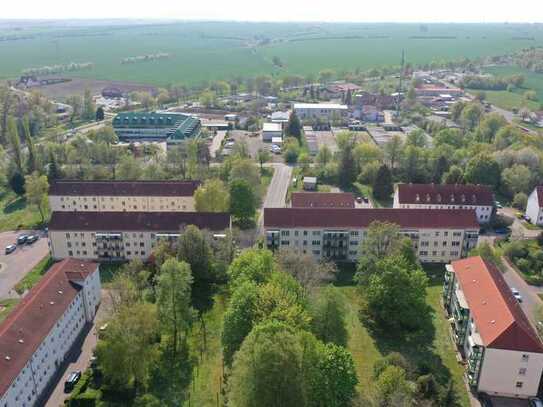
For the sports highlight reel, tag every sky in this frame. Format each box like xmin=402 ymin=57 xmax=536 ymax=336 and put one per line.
xmin=1 ymin=0 xmax=542 ymax=22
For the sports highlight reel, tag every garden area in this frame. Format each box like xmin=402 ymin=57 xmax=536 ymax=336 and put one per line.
xmin=0 ymin=189 xmax=42 ymax=232
xmin=502 ymin=238 xmax=543 ymax=285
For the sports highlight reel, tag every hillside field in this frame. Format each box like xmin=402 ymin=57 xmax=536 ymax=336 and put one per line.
xmin=484 ymin=65 xmax=543 ymax=105
xmin=1 ymin=21 xmax=543 ymax=86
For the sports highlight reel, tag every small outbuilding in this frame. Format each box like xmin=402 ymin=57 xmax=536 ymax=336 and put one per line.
xmin=262 ymin=122 xmax=283 ymax=142
xmin=303 ymin=177 xmax=317 ymax=191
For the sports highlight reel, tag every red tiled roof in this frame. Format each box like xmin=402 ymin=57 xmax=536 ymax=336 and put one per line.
xmin=452 ymin=256 xmax=543 ymax=353
xmin=397 ymin=184 xmax=494 ymax=206
xmin=291 ymin=192 xmax=355 ymax=208
xmin=49 ymin=211 xmax=230 ymax=232
xmin=264 ymin=208 xmax=479 ymax=229
xmin=0 ymin=259 xmax=99 ymax=396
xmin=49 ymin=180 xmax=201 ymax=197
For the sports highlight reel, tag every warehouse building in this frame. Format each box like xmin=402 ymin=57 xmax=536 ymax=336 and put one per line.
xmin=293 ymin=103 xmax=348 ymax=121
xmin=48 ymin=211 xmax=231 ymax=261
xmin=0 ymin=259 xmax=101 ymax=407
xmin=264 ymin=208 xmax=479 ymax=263
xmin=393 ymin=183 xmax=494 ymax=224
xmin=112 ymin=111 xmax=201 ymax=142
xmin=443 ymin=256 xmax=543 ymax=398
xmin=49 ymin=180 xmax=200 ymax=212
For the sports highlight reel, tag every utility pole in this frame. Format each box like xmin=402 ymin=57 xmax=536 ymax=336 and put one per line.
xmin=396 ymin=49 xmax=405 ymax=118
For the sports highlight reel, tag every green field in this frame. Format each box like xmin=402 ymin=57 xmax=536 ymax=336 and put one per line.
xmin=0 ymin=21 xmax=542 ymax=86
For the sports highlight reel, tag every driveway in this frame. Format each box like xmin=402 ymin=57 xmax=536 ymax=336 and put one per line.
xmin=0 ymin=230 xmax=49 ymax=299
xmin=263 ymin=163 xmax=292 ymax=208
xmin=501 ymin=257 xmax=543 ymax=326
xmin=498 ymin=208 xmax=541 ymax=240
xmin=42 ymin=289 xmax=111 ymax=407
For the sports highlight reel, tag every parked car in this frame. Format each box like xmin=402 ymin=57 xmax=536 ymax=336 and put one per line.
xmin=356 ymin=196 xmax=363 ymax=203
xmin=5 ymin=244 xmax=16 ymax=255
xmin=478 ymin=392 xmax=493 ymax=407
xmin=511 ymin=287 xmax=523 ymax=302
xmin=271 ymin=144 xmax=281 ymax=154
xmin=64 ymin=371 xmax=82 ymax=393
xmin=26 ymin=235 xmax=39 ymax=244
xmin=495 ymin=201 xmax=503 ymax=209
xmin=523 ymin=215 xmax=531 ymax=222
xmin=16 ymin=235 xmax=28 ymax=245
xmin=530 ymin=398 xmax=543 ymax=407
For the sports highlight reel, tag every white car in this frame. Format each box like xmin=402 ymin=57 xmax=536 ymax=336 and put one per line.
xmin=511 ymin=287 xmax=522 ymax=302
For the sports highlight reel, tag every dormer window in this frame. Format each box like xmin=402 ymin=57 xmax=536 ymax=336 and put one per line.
xmin=461 ymin=194 xmax=466 ymax=203
xmin=415 ymin=194 xmax=420 ymax=202
xmin=426 ymin=194 xmax=431 ymax=203
xmin=436 ymin=194 xmax=442 ymax=203
xmin=450 ymin=194 xmax=455 ymax=203
xmin=472 ymin=194 xmax=476 ymax=203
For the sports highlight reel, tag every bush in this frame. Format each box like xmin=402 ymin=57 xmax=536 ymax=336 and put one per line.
xmin=69 ymin=389 xmax=101 ymax=407
xmin=513 ymin=192 xmax=528 ymax=210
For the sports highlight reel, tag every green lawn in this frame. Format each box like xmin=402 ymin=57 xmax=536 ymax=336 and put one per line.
xmin=484 ymin=65 xmax=543 ymax=103
xmin=185 ymin=291 xmax=228 ymax=407
xmin=0 ymin=190 xmax=42 ymax=232
xmin=481 ymin=90 xmax=540 ymax=111
xmin=0 ymin=298 xmax=20 ymax=323
xmin=335 ymin=265 xmax=470 ymax=406
xmin=14 ymin=255 xmax=53 ymax=295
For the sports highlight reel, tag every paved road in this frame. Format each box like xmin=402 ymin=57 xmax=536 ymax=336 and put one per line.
xmin=498 ymin=207 xmax=541 ymax=240
xmin=263 ymin=163 xmax=292 ymax=208
xmin=501 ymin=257 xmax=543 ymax=327
xmin=209 ymin=130 xmax=227 ymax=158
xmin=42 ymin=289 xmax=111 ymax=407
xmin=0 ymin=231 xmax=49 ymax=299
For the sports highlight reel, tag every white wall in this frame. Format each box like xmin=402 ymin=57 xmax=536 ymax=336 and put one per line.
xmin=0 ymin=270 xmax=101 ymax=406
xmin=50 ymin=195 xmax=195 ymax=212
xmin=478 ymin=348 xmax=543 ymax=398
xmin=525 ymin=189 xmax=543 ymax=225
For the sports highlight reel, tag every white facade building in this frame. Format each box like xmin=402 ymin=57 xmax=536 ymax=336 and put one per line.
xmin=525 ymin=186 xmax=543 ymax=226
xmin=264 ymin=208 xmax=479 ymax=263
xmin=48 ymin=211 xmax=231 ymax=262
xmin=49 ymin=180 xmax=200 ymax=212
xmin=394 ymin=183 xmax=494 ymax=224
xmin=0 ymin=259 xmax=101 ymax=407
xmin=444 ymin=256 xmax=543 ymax=398
xmin=293 ymin=103 xmax=348 ymax=121
xmin=261 ymin=122 xmax=283 ymax=142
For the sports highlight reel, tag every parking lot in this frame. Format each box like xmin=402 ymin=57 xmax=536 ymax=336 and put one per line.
xmin=0 ymin=230 xmax=49 ymax=299
xmin=227 ymin=130 xmax=283 ymax=162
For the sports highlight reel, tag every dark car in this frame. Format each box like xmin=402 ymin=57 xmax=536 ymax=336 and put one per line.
xmin=5 ymin=244 xmax=16 ymax=255
xmin=478 ymin=392 xmax=493 ymax=407
xmin=26 ymin=235 xmax=39 ymax=244
xmin=16 ymin=235 xmax=28 ymax=245
xmin=64 ymin=371 xmax=82 ymax=393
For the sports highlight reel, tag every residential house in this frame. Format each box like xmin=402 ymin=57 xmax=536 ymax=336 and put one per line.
xmin=264 ymin=208 xmax=479 ymax=263
xmin=0 ymin=259 xmax=101 ymax=407
xmin=525 ymin=186 xmax=543 ymax=225
xmin=49 ymin=180 xmax=201 ymax=213
xmin=48 ymin=211 xmax=230 ymax=261
xmin=393 ymin=183 xmax=494 ymax=224
xmin=291 ymin=192 xmax=355 ymax=208
xmin=293 ymin=103 xmax=348 ymax=122
xmin=443 ymin=256 xmax=543 ymax=398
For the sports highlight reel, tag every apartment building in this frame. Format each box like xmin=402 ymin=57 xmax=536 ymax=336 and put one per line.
xmin=264 ymin=208 xmax=479 ymax=263
xmin=49 ymin=180 xmax=201 ymax=212
xmin=525 ymin=186 xmax=543 ymax=226
xmin=393 ymin=183 xmax=494 ymax=224
xmin=48 ymin=211 xmax=230 ymax=261
xmin=443 ymin=256 xmax=543 ymax=398
xmin=293 ymin=103 xmax=348 ymax=121
xmin=0 ymin=259 xmax=101 ymax=407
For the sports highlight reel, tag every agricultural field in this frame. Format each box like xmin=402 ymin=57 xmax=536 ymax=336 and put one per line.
xmin=0 ymin=21 xmax=542 ymax=87
xmin=484 ymin=65 xmax=543 ymax=102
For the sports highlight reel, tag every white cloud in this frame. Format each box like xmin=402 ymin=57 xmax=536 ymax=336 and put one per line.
xmin=1 ymin=0 xmax=542 ymax=22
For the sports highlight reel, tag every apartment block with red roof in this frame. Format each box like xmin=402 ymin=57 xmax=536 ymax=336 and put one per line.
xmin=0 ymin=259 xmax=101 ymax=407
xmin=49 ymin=180 xmax=201 ymax=213
xmin=443 ymin=256 xmax=543 ymax=398
xmin=525 ymin=186 xmax=543 ymax=226
xmin=393 ymin=183 xmax=495 ymax=224
xmin=264 ymin=208 xmax=479 ymax=263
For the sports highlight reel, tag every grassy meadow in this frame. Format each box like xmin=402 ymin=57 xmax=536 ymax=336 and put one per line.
xmin=0 ymin=22 xmax=542 ymax=86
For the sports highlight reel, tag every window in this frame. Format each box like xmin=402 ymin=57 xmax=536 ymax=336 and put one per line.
xmin=516 ymin=381 xmax=523 ymax=388
xmin=522 ymin=354 xmax=530 ymax=362
xmin=281 ymin=230 xmax=290 ymax=236
xmin=350 ymin=231 xmax=359 ymax=236
xmin=281 ymin=240 xmax=290 ymax=245
xmin=519 ymin=368 xmax=527 ymax=376
xmin=294 ymin=231 xmax=299 ymax=237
